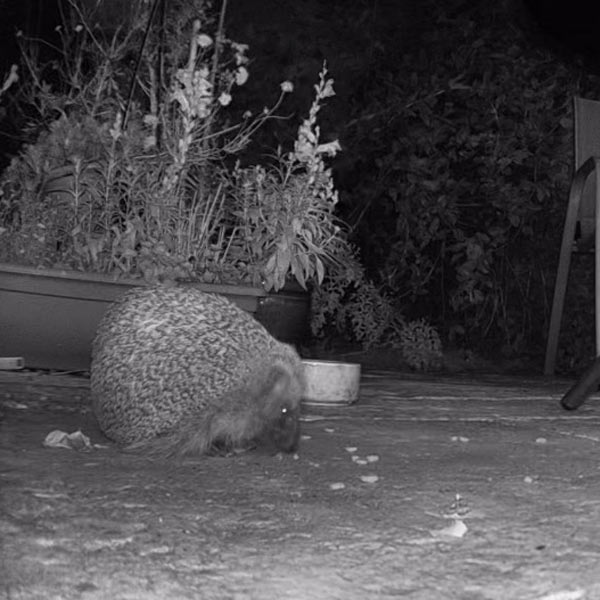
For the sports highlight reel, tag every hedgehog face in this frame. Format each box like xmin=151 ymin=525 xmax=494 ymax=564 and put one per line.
xmin=268 ymin=403 xmax=300 ymax=453
xmin=258 ymin=359 xmax=303 ymax=453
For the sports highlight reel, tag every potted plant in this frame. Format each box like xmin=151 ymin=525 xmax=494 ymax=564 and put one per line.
xmin=0 ymin=0 xmax=359 ymax=370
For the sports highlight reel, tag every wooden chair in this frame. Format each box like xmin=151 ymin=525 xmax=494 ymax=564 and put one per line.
xmin=544 ymin=97 xmax=600 ymax=375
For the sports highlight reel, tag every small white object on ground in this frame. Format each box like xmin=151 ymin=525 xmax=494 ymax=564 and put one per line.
xmin=329 ymin=482 xmax=346 ymax=490
xmin=434 ymin=519 xmax=468 ymax=538
xmin=3 ymin=400 xmax=27 ymax=410
xmin=536 ymin=590 xmax=585 ymax=600
xmin=535 ymin=437 xmax=547 ymax=444
xmin=43 ymin=430 xmax=94 ymax=451
xmin=0 ymin=357 xmax=24 ymax=370
xmin=360 ymin=474 xmax=379 ymax=484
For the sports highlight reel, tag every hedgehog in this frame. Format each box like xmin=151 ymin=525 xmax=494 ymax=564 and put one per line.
xmin=90 ymin=284 xmax=305 ymax=459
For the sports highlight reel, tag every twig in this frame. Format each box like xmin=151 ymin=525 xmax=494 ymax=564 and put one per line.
xmin=122 ymin=0 xmax=161 ymax=130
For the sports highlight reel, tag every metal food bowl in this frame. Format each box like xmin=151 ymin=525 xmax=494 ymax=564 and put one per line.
xmin=301 ymin=359 xmax=361 ymax=406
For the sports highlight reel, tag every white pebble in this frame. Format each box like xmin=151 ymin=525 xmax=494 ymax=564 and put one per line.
xmin=360 ymin=474 xmax=379 ymax=484
xmin=345 ymin=446 xmax=358 ymax=453
xmin=524 ymin=476 xmax=534 ymax=483
xmin=324 ymin=428 xmax=335 ymax=433
xmin=437 ymin=519 xmax=468 ymax=538
xmin=354 ymin=459 xmax=368 ymax=465
xmin=366 ymin=455 xmax=380 ymax=463
xmin=535 ymin=437 xmax=547 ymax=444
xmin=300 ymin=434 xmax=312 ymax=441
xmin=329 ymin=482 xmax=345 ymax=490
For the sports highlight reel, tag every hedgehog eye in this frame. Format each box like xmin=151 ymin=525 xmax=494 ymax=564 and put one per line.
xmin=280 ymin=406 xmax=296 ymax=419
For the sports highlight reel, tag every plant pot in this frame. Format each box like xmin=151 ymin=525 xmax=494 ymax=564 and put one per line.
xmin=0 ymin=263 xmax=309 ymax=371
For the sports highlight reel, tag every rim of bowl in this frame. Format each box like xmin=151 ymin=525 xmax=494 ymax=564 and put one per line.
xmin=301 ymin=359 xmax=360 ymax=368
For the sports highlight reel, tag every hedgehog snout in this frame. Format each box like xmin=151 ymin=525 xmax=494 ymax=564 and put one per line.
xmin=268 ymin=404 xmax=300 ymax=453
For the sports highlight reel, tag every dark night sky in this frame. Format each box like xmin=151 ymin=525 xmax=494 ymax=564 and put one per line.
xmin=1 ymin=0 xmax=600 ymax=156
xmin=521 ymin=0 xmax=600 ymax=65
xmin=3 ymin=0 xmax=600 ymax=111
xmin=1 ymin=0 xmax=600 ymax=68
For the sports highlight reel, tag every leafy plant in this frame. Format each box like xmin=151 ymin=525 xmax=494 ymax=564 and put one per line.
xmin=310 ymin=265 xmax=405 ymax=350
xmin=0 ymin=0 xmax=356 ymax=292
xmin=227 ymin=67 xmax=357 ymax=291
xmin=399 ymin=318 xmax=442 ymax=371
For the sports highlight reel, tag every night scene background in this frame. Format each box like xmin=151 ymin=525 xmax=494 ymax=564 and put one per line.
xmin=1 ymin=0 xmax=600 ymax=374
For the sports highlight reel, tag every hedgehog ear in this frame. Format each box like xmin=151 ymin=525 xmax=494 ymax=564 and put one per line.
xmin=260 ymin=363 xmax=293 ymax=415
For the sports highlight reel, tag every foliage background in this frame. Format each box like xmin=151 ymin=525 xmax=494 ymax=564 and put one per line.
xmin=226 ymin=0 xmax=600 ymax=372
xmin=3 ymin=0 xmax=600 ymax=371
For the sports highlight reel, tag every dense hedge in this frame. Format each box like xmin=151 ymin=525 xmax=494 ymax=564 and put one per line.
xmin=333 ymin=2 xmax=600 ymax=368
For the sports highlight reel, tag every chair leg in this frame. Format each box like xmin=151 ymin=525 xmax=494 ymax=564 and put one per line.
xmin=545 ymin=213 xmax=577 ymax=375
xmin=561 ymin=354 xmax=600 ymax=409
xmin=544 ymin=159 xmax=596 ymax=375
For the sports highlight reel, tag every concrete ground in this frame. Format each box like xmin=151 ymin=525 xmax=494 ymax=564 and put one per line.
xmin=1 ymin=369 xmax=600 ymax=600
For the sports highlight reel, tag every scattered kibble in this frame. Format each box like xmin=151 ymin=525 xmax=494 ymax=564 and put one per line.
xmin=345 ymin=446 xmax=358 ymax=453
xmin=4 ymin=400 xmax=27 ymax=409
xmin=139 ymin=545 xmax=171 ymax=557
xmin=354 ymin=459 xmax=368 ymax=465
xmin=535 ymin=437 xmax=547 ymax=444
xmin=324 ymin=428 xmax=335 ymax=433
xmin=366 ymin=455 xmax=380 ymax=463
xmin=329 ymin=482 xmax=346 ymax=490
xmin=536 ymin=589 xmax=585 ymax=600
xmin=360 ymin=474 xmax=379 ymax=484
xmin=451 ymin=436 xmax=470 ymax=443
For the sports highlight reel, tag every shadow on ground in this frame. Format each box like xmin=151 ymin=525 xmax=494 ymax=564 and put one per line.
xmin=1 ymin=370 xmax=600 ymax=600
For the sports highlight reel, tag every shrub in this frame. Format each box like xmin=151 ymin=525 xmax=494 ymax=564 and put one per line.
xmin=339 ymin=2 xmax=600 ymax=364
xmin=399 ymin=318 xmax=443 ymax=371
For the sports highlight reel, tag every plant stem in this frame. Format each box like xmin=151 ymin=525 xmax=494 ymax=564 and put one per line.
xmin=122 ymin=0 xmax=162 ymax=130
xmin=202 ymin=0 xmax=229 ymax=161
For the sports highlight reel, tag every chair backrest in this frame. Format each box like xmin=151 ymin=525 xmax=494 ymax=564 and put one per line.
xmin=574 ymin=96 xmax=600 ymax=242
